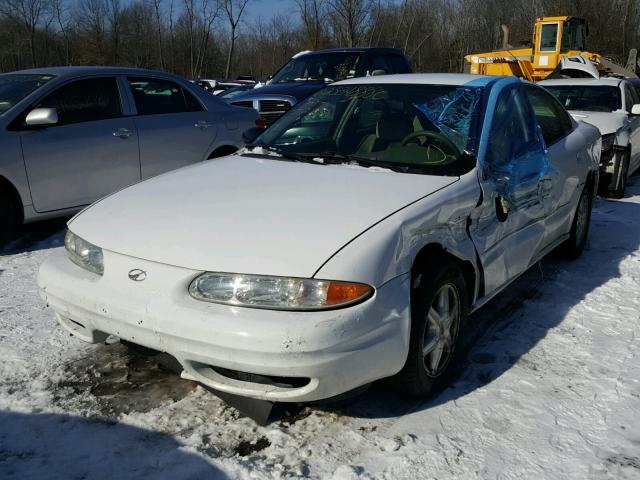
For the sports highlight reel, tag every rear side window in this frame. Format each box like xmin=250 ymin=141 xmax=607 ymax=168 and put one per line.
xmin=371 ymin=56 xmax=391 ymax=73
xmin=36 ymin=77 xmax=121 ymax=125
xmin=127 ymin=77 xmax=204 ymax=115
xmin=525 ymin=86 xmax=573 ymax=145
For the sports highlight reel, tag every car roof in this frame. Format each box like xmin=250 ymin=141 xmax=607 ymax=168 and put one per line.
xmin=4 ymin=66 xmax=184 ymax=79
xmin=540 ymin=77 xmax=623 ymax=87
xmin=301 ymin=47 xmax=405 ymax=56
xmin=333 ymin=73 xmax=494 ymax=86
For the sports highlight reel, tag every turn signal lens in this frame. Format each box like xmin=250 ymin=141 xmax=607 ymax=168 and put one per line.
xmin=326 ymin=282 xmax=372 ymax=306
xmin=189 ymin=273 xmax=373 ymax=310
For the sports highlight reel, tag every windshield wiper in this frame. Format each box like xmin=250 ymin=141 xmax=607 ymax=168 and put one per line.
xmin=297 ymin=151 xmax=408 ymax=172
xmin=244 ymin=144 xmax=325 ymax=165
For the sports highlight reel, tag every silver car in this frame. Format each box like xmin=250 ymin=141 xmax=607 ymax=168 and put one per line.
xmin=0 ymin=67 xmax=258 ymax=244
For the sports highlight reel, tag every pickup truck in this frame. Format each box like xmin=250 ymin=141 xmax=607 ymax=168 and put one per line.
xmin=229 ymin=47 xmax=411 ymax=126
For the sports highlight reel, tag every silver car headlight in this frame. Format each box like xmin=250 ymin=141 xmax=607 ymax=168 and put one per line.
xmin=64 ymin=230 xmax=104 ymax=275
xmin=188 ymin=272 xmax=373 ymax=311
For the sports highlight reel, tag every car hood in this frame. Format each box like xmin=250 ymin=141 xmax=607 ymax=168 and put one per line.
xmin=70 ymin=155 xmax=458 ymax=278
xmin=237 ymin=81 xmax=326 ymax=102
xmin=569 ymin=110 xmax=627 ymax=135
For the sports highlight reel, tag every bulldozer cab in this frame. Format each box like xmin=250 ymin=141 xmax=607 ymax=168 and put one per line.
xmin=533 ymin=17 xmax=587 ymax=70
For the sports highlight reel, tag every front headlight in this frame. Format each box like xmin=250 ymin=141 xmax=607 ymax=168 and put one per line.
xmin=189 ymin=272 xmax=373 ymax=311
xmin=64 ymin=230 xmax=104 ymax=275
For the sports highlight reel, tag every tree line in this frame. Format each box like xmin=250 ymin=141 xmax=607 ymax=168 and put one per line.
xmin=1 ymin=0 xmax=639 ymax=80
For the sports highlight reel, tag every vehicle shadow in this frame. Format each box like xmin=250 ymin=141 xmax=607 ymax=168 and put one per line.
xmin=320 ymin=181 xmax=640 ymax=420
xmin=0 ymin=217 xmax=68 ymax=256
xmin=0 ymin=409 xmax=228 ymax=480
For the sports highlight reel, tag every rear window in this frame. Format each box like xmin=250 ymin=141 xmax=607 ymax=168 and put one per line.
xmin=127 ymin=77 xmax=203 ymax=115
xmin=544 ymin=85 xmax=622 ymax=113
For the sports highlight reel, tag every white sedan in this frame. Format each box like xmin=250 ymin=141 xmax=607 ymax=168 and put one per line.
xmin=39 ymin=74 xmax=600 ymax=403
xmin=541 ymin=77 xmax=640 ymax=198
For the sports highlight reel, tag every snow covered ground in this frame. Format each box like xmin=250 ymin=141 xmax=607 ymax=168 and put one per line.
xmin=1 ymin=180 xmax=640 ymax=480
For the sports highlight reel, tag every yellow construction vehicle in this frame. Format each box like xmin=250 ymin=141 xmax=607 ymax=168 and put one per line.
xmin=465 ymin=16 xmax=638 ymax=81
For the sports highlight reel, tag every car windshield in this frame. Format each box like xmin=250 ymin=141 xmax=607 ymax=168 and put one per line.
xmin=0 ymin=74 xmax=56 ymax=115
xmin=246 ymin=83 xmax=483 ymax=176
xmin=271 ymin=52 xmax=362 ymax=84
xmin=544 ymin=85 xmax=621 ymax=112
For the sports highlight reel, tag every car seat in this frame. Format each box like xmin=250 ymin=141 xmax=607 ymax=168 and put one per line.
xmin=357 ymin=113 xmax=414 ymax=154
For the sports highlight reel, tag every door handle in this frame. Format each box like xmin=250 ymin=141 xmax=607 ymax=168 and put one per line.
xmin=113 ymin=128 xmax=134 ymax=139
xmin=194 ymin=120 xmax=214 ymax=129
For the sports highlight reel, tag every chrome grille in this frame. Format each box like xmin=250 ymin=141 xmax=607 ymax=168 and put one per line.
xmin=259 ymin=100 xmax=292 ymax=113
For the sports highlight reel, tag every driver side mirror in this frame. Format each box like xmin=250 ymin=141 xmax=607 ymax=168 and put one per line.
xmin=631 ymin=104 xmax=640 ymax=116
xmin=242 ymin=126 xmax=265 ymax=145
xmin=371 ymin=69 xmax=387 ymax=76
xmin=25 ymin=107 xmax=58 ymax=126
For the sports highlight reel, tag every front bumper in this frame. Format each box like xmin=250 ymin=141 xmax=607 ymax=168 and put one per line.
xmin=39 ymin=250 xmax=411 ymax=402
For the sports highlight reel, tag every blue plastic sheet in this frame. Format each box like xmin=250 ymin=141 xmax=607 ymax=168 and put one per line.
xmin=413 ymin=87 xmax=482 ymax=152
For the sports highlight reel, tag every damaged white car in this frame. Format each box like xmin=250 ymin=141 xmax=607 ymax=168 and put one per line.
xmin=39 ymin=74 xmax=600 ymax=403
xmin=541 ymin=77 xmax=640 ymax=198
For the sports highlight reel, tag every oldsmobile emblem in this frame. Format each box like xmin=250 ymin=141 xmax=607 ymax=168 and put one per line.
xmin=128 ymin=269 xmax=147 ymax=282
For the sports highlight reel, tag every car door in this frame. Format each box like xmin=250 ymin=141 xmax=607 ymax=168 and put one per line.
xmin=19 ymin=76 xmax=140 ymax=212
xmin=469 ymin=85 xmax=552 ymax=295
xmin=623 ymin=82 xmax=640 ymax=173
xmin=524 ymin=85 xmax=585 ymax=243
xmin=125 ymin=76 xmax=218 ymax=179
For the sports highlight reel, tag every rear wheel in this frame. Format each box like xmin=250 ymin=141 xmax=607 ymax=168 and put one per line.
xmin=0 ymin=188 xmax=16 ymax=246
xmin=392 ymin=258 xmax=468 ymax=398
xmin=610 ymin=150 xmax=630 ymax=199
xmin=560 ymin=184 xmax=592 ymax=259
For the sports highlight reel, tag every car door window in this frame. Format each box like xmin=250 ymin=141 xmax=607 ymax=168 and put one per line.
xmin=525 ymin=85 xmax=573 ymax=145
xmin=35 ymin=77 xmax=121 ymax=126
xmin=624 ymin=84 xmax=638 ymax=112
xmin=371 ymin=56 xmax=391 ymax=73
xmin=487 ymin=87 xmax=537 ymax=169
xmin=127 ymin=77 xmax=203 ymax=115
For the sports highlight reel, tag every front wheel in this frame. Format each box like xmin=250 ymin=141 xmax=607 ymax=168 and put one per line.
xmin=0 ymin=188 xmax=16 ymax=247
xmin=560 ymin=184 xmax=592 ymax=259
xmin=609 ymin=150 xmax=630 ymax=199
xmin=392 ymin=259 xmax=468 ymax=398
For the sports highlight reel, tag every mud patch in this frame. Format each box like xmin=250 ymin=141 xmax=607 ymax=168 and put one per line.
xmin=234 ymin=436 xmax=271 ymax=456
xmin=52 ymin=342 xmax=197 ymax=417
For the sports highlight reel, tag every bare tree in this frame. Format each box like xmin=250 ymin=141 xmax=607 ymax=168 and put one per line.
xmin=0 ymin=0 xmax=51 ymax=66
xmin=326 ymin=0 xmax=369 ymax=47
xmin=223 ymin=0 xmax=249 ymax=78
xmin=296 ymin=0 xmax=324 ymax=49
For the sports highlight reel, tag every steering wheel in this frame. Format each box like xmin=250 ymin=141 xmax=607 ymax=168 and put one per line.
xmin=401 ymin=130 xmax=461 ymax=163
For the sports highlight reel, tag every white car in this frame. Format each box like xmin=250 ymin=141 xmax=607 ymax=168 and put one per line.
xmin=541 ymin=77 xmax=640 ymax=198
xmin=39 ymin=74 xmax=600 ymax=403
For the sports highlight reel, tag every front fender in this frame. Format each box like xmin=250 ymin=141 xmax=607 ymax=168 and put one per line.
xmin=314 ymin=172 xmax=481 ymax=299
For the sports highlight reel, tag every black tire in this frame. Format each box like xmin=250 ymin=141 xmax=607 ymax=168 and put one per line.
xmin=392 ymin=258 xmax=468 ymax=398
xmin=560 ymin=184 xmax=592 ymax=259
xmin=610 ymin=150 xmax=630 ymax=199
xmin=0 ymin=188 xmax=16 ymax=247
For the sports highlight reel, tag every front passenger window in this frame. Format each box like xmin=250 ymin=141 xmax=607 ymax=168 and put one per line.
xmin=36 ymin=77 xmax=122 ymax=126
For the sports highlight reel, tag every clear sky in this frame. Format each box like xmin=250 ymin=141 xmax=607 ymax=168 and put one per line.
xmin=244 ymin=0 xmax=296 ymax=21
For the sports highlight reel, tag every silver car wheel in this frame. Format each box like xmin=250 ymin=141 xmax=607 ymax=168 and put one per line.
xmin=422 ymin=283 xmax=460 ymax=377
xmin=575 ymin=191 xmax=589 ymax=246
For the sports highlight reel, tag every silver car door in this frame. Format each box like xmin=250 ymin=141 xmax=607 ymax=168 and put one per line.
xmin=19 ymin=76 xmax=140 ymax=213
xmin=623 ymin=82 xmax=640 ymax=173
xmin=469 ymin=85 xmax=551 ymax=296
xmin=524 ymin=85 xmax=585 ymax=243
xmin=125 ymin=76 xmax=219 ymax=179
